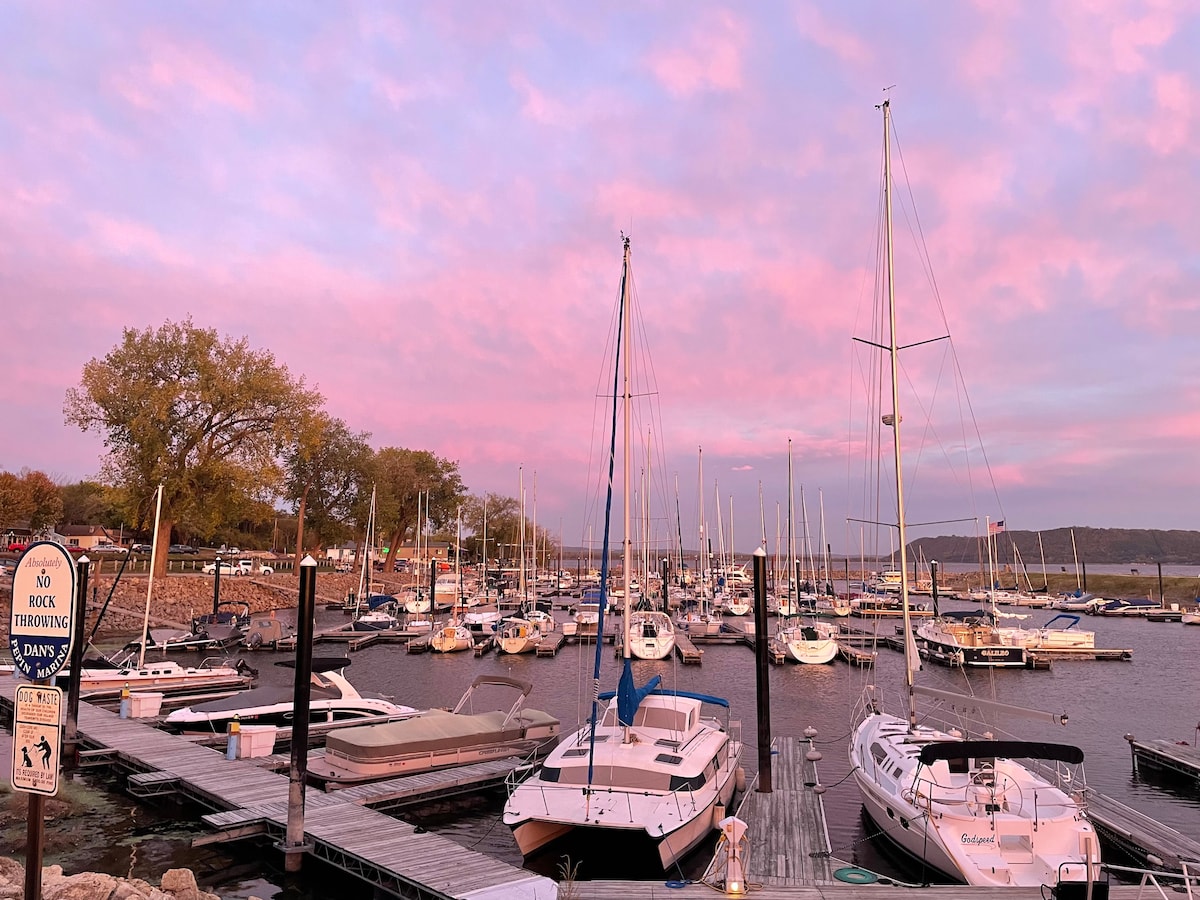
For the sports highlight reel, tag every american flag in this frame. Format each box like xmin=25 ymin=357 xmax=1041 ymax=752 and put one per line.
xmin=988 ymin=520 xmax=1006 ymax=535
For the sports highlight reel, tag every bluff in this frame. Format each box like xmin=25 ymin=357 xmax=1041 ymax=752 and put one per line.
xmin=905 ymin=527 xmax=1200 ymax=566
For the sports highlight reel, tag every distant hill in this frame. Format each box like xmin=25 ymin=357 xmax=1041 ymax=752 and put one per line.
xmin=907 ymin=527 xmax=1200 ymax=566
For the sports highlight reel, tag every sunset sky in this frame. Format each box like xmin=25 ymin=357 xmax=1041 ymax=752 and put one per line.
xmin=2 ymin=2 xmax=1197 ymax=554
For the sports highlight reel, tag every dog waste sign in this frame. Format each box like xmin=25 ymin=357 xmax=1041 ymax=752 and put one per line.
xmin=8 ymin=541 xmax=77 ymax=680
xmin=11 ymin=685 xmax=63 ymax=796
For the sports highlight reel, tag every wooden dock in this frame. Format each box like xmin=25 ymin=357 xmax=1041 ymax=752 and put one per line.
xmin=712 ymin=735 xmax=837 ymax=887
xmin=1127 ymin=736 xmax=1200 ymax=787
xmin=1086 ymin=788 xmax=1200 ymax=871
xmin=536 ymin=632 xmax=566 ymax=656
xmin=0 ymin=682 xmax=554 ymax=900
xmin=835 ymin=640 xmax=876 ymax=666
xmin=674 ymin=633 xmax=704 ymax=664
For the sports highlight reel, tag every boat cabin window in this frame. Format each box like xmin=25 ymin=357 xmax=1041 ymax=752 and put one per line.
xmin=669 ymin=770 xmax=708 ymax=792
xmin=947 ymin=756 xmax=969 ymax=774
xmin=870 ymin=742 xmax=889 ymax=767
xmin=563 ymin=748 xmax=590 ymax=758
xmin=655 ymin=753 xmax=683 ymax=765
xmin=633 ymin=705 xmax=693 ymax=733
xmin=655 ymin=738 xmax=681 ymax=749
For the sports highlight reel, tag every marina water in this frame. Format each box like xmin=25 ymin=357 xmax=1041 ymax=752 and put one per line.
xmin=29 ymin=593 xmax=1200 ymax=897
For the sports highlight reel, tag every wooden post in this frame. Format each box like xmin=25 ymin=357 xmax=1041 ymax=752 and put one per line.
xmin=284 ymin=556 xmax=317 ymax=871
xmin=752 ymin=547 xmax=772 ymax=793
xmin=64 ymin=555 xmax=90 ymax=769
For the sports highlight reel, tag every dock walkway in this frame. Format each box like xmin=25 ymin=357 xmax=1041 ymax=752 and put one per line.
xmin=719 ymin=735 xmax=837 ymax=886
xmin=1127 ymin=736 xmax=1200 ymax=788
xmin=1 ymin=682 xmax=551 ymax=900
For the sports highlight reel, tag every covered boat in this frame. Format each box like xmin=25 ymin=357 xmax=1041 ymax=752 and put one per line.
xmin=311 ymin=674 xmax=560 ymax=786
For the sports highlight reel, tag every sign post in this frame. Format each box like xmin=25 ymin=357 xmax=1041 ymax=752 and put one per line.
xmin=8 ymin=540 xmax=78 ymax=900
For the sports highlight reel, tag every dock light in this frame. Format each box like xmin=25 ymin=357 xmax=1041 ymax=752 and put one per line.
xmin=718 ymin=816 xmax=748 ymax=896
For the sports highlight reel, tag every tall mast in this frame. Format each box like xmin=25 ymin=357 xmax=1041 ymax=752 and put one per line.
xmin=787 ymin=438 xmax=795 ymax=613
xmin=881 ymin=98 xmax=917 ymax=726
xmin=138 ymin=483 xmax=164 ymax=668
xmin=621 ymin=235 xmax=633 ymax=659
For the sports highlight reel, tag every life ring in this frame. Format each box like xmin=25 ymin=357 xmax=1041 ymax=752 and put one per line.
xmin=834 ymin=867 xmax=879 ymax=884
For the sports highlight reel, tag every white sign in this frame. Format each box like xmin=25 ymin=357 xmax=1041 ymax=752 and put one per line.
xmin=8 ymin=541 xmax=77 ymax=680
xmin=11 ymin=685 xmax=63 ymax=796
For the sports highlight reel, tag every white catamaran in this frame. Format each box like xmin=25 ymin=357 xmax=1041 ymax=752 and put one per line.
xmin=848 ymin=99 xmax=1102 ymax=889
xmin=504 ymin=234 xmax=742 ymax=871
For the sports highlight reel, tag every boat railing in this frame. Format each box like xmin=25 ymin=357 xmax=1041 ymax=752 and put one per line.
xmin=1101 ymin=860 xmax=1197 ymax=900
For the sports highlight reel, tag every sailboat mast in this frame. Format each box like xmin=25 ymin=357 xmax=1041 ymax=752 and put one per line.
xmin=787 ymin=439 xmax=795 ymax=611
xmin=138 ymin=483 xmax=165 ymax=668
xmin=882 ymin=99 xmax=917 ymax=722
xmin=621 ymin=236 xmax=633 ymax=659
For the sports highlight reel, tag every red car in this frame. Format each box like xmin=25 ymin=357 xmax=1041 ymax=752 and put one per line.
xmin=7 ymin=542 xmax=27 ymax=553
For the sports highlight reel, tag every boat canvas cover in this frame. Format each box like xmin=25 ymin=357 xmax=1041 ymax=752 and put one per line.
xmin=917 ymin=740 xmax=1084 ymax=766
xmin=326 ymin=707 xmax=558 ymax=759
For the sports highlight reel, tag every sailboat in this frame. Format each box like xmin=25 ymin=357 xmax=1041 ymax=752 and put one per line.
xmin=504 ymin=234 xmax=742 ymax=870
xmin=66 ymin=484 xmax=256 ymax=697
xmin=771 ymin=441 xmax=838 ymax=664
xmin=848 ymin=100 xmax=1101 ymax=888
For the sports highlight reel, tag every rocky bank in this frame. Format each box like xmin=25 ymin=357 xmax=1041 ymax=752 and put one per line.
xmin=0 ymin=856 xmax=244 ymax=900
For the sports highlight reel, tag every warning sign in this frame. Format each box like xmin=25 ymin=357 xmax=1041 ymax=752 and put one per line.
xmin=10 ymin=685 xmax=63 ymax=796
xmin=9 ymin=541 xmax=77 ymax=680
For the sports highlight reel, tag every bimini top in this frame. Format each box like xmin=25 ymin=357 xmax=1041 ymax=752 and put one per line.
xmin=918 ymin=740 xmax=1084 ymax=766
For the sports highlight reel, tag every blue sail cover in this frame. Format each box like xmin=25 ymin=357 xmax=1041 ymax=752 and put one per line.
xmin=366 ymin=594 xmax=395 ymax=610
xmin=616 ymin=660 xmax=660 ymax=726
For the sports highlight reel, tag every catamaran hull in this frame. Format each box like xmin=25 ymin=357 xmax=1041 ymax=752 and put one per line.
xmin=509 ymin=768 xmax=738 ymax=869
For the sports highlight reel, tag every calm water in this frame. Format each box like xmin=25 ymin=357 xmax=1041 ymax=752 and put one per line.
xmin=24 ymin=594 xmax=1200 ymax=896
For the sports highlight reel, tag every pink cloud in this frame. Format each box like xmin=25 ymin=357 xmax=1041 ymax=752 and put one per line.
xmin=110 ymin=34 xmax=256 ymax=114
xmin=792 ymin=4 xmax=870 ymax=66
xmin=645 ymin=9 xmax=748 ymax=97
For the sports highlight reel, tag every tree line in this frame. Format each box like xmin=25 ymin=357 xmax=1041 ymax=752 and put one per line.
xmin=2 ymin=319 xmax=557 ymax=577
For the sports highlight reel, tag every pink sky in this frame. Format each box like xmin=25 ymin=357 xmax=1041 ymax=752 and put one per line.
xmin=2 ymin=2 xmax=1197 ymax=555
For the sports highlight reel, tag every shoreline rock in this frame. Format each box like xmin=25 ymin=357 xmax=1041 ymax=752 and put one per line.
xmin=0 ymin=857 xmax=252 ymax=900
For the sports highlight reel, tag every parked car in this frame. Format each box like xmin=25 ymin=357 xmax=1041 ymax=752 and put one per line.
xmin=169 ymin=544 xmax=198 ymax=554
xmin=201 ymin=561 xmax=240 ymax=576
xmin=92 ymin=543 xmax=128 ymax=553
xmin=65 ymin=545 xmax=87 ymax=555
xmin=130 ymin=543 xmax=153 ymax=553
xmin=7 ymin=542 xmax=28 ymax=553
xmin=237 ymin=559 xmax=273 ymax=576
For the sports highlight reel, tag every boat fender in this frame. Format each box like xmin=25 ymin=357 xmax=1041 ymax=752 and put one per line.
xmin=664 ymin=880 xmax=689 ymax=889
xmin=735 ymin=766 xmax=746 ymax=792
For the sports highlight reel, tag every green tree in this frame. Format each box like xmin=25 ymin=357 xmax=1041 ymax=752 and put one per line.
xmin=64 ymin=319 xmax=322 ymax=575
xmin=23 ymin=470 xmax=64 ymax=533
xmin=59 ymin=480 xmax=130 ymax=529
xmin=282 ymin=414 xmax=374 ymax=564
xmin=0 ymin=471 xmax=34 ymax=530
xmin=374 ymin=448 xmax=467 ymax=573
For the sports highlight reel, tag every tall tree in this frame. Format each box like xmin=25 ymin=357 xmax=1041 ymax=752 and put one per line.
xmin=64 ymin=319 xmax=322 ymax=576
xmin=373 ymin=448 xmax=467 ymax=573
xmin=59 ymin=480 xmax=130 ymax=529
xmin=0 ymin=471 xmax=35 ymax=531
xmin=282 ymin=414 xmax=374 ymax=566
xmin=22 ymin=470 xmax=64 ymax=533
